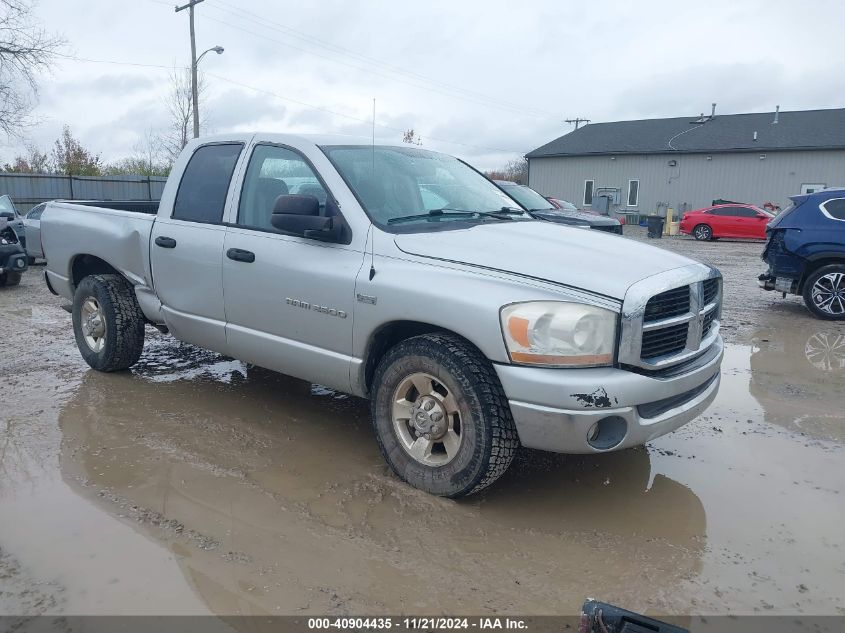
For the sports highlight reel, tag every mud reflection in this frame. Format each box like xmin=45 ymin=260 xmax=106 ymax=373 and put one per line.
xmin=749 ymin=325 xmax=845 ymax=443
xmin=57 ymin=340 xmax=706 ymax=615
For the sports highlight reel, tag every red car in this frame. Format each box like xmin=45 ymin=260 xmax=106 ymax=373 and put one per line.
xmin=679 ymin=203 xmax=774 ymax=240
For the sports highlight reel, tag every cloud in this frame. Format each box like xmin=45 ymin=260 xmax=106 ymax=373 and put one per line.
xmin=1 ymin=0 xmax=843 ymax=172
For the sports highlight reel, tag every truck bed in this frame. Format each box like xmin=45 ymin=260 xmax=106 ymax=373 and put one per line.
xmin=63 ymin=199 xmax=160 ymax=214
xmin=41 ymin=201 xmax=157 ymax=304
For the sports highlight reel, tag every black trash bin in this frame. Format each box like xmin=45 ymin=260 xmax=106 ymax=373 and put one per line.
xmin=646 ymin=215 xmax=665 ymax=238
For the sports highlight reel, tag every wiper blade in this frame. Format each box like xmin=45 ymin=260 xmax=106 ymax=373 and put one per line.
xmin=387 ymin=209 xmax=478 ymax=225
xmin=387 ymin=208 xmax=520 ymax=225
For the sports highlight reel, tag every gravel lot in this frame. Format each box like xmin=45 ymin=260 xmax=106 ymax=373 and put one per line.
xmin=1 ymin=227 xmax=843 ymax=624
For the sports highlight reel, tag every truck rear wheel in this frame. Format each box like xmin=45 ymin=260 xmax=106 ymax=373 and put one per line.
xmin=371 ymin=332 xmax=519 ymax=497
xmin=803 ymin=264 xmax=845 ymax=320
xmin=72 ymin=274 xmax=146 ymax=371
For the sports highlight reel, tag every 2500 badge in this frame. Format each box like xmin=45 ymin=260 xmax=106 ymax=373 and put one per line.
xmin=286 ymin=297 xmax=348 ymax=319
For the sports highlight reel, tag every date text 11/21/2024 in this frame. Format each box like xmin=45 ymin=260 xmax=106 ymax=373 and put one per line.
xmin=307 ymin=618 xmax=527 ymax=630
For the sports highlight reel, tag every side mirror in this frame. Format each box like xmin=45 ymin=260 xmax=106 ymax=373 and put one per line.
xmin=0 ymin=211 xmax=14 ymax=221
xmin=270 ymin=194 xmax=341 ymax=242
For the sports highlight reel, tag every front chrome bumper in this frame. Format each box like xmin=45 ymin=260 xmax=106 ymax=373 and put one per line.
xmin=495 ymin=335 xmax=723 ymax=453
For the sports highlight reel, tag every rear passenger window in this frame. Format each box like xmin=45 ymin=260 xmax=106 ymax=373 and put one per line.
xmin=821 ymin=198 xmax=845 ymax=221
xmin=734 ymin=207 xmax=757 ymax=217
xmin=173 ymin=143 xmax=243 ymax=223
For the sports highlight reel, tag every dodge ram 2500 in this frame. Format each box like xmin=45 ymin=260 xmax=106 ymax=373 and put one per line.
xmin=41 ymin=134 xmax=724 ymax=497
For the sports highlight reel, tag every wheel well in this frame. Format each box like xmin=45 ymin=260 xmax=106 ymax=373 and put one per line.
xmin=70 ymin=255 xmax=121 ymax=290
xmin=799 ymin=256 xmax=845 ymax=292
xmin=363 ymin=321 xmax=448 ymax=393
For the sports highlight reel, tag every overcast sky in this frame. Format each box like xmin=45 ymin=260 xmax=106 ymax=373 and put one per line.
xmin=2 ymin=0 xmax=844 ymax=170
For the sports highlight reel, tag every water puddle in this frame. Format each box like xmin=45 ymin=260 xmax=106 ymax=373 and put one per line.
xmin=1 ymin=325 xmax=843 ymax=618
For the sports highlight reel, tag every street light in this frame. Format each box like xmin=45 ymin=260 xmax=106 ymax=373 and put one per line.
xmin=197 ymin=45 xmax=224 ymax=65
xmin=189 ymin=45 xmax=224 ymax=138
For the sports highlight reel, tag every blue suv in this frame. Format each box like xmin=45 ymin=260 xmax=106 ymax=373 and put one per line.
xmin=759 ymin=187 xmax=845 ymax=320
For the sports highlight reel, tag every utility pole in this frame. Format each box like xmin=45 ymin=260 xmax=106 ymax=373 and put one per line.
xmin=565 ymin=117 xmax=590 ymax=130
xmin=175 ymin=0 xmax=205 ymax=139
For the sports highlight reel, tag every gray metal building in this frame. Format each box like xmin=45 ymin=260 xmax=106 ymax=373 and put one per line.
xmin=526 ymin=107 xmax=845 ymax=218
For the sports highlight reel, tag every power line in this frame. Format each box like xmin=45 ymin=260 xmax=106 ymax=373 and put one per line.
xmin=565 ymin=117 xmax=590 ymax=130
xmin=207 ymin=0 xmax=560 ymax=118
xmin=53 ymin=52 xmax=183 ymax=70
xmin=52 ymin=54 xmax=525 ymax=155
xmin=199 ymin=0 xmax=558 ymax=120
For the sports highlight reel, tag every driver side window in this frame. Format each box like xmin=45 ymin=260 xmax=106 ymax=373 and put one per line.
xmin=237 ymin=145 xmax=328 ymax=231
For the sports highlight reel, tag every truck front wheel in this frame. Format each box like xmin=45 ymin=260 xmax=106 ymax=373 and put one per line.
xmin=371 ymin=332 xmax=519 ymax=497
xmin=803 ymin=264 xmax=845 ymax=320
xmin=72 ymin=274 xmax=146 ymax=371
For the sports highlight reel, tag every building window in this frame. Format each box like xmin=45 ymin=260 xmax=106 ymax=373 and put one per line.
xmin=584 ymin=180 xmax=594 ymax=206
xmin=627 ymin=180 xmax=639 ymax=207
xmin=801 ymin=183 xmax=826 ymax=195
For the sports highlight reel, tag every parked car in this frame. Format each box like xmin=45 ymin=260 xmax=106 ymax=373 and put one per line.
xmin=22 ymin=202 xmax=46 ymax=261
xmin=759 ymin=187 xmax=845 ymax=320
xmin=0 ymin=213 xmax=29 ymax=287
xmin=40 ymin=134 xmax=723 ymax=497
xmin=0 ymin=194 xmax=30 ymax=257
xmin=547 ymin=197 xmax=579 ymax=212
xmin=679 ymin=203 xmax=773 ymax=240
xmin=493 ymin=181 xmax=623 ymax=234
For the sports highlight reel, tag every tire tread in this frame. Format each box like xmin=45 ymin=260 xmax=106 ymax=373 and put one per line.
xmin=372 ymin=332 xmax=519 ymax=497
xmin=74 ymin=274 xmax=145 ymax=371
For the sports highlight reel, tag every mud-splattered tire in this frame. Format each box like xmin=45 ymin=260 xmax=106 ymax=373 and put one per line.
xmin=0 ymin=271 xmax=21 ymax=286
xmin=371 ymin=332 xmax=519 ymax=497
xmin=72 ymin=274 xmax=145 ymax=371
xmin=802 ymin=264 xmax=845 ymax=321
xmin=693 ymin=224 xmax=713 ymax=241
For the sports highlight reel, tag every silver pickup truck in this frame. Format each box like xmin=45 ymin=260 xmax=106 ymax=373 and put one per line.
xmin=41 ymin=134 xmax=723 ymax=497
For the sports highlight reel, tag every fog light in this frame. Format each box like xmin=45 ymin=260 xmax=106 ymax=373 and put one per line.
xmin=586 ymin=416 xmax=628 ymax=450
xmin=15 ymin=258 xmax=25 ymax=269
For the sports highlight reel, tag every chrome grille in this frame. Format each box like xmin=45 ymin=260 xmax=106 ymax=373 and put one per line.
xmin=641 ymin=322 xmax=689 ymax=359
xmin=618 ymin=265 xmax=723 ymax=371
xmin=644 ymin=286 xmax=691 ymax=321
xmin=703 ymin=278 xmax=719 ymax=306
xmin=702 ymin=308 xmax=716 ymax=337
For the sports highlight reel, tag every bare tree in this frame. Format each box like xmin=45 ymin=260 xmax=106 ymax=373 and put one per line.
xmin=105 ymin=129 xmax=169 ymax=177
xmin=0 ymin=0 xmax=64 ymax=138
xmin=162 ymin=67 xmax=207 ymax=163
xmin=402 ymin=128 xmax=421 ymax=145
xmin=484 ymin=158 xmax=528 ymax=184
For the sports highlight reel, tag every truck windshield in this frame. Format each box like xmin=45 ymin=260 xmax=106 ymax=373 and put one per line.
xmin=320 ymin=145 xmax=527 ymax=228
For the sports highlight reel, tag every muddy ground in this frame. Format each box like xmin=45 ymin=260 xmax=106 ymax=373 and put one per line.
xmin=1 ymin=227 xmax=843 ymax=626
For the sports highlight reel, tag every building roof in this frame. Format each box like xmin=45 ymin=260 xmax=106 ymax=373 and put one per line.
xmin=526 ymin=108 xmax=845 ymax=159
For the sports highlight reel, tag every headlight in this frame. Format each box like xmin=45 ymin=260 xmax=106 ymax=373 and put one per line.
xmin=500 ymin=301 xmax=617 ymax=367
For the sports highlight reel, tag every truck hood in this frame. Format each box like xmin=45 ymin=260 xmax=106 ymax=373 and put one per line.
xmin=393 ymin=221 xmax=696 ymax=300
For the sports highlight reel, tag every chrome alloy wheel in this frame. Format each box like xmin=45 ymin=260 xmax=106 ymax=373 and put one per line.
xmin=392 ymin=372 xmax=462 ymax=466
xmin=811 ymin=272 xmax=845 ymax=316
xmin=80 ymin=296 xmax=106 ymax=352
xmin=805 ymin=332 xmax=845 ymax=371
